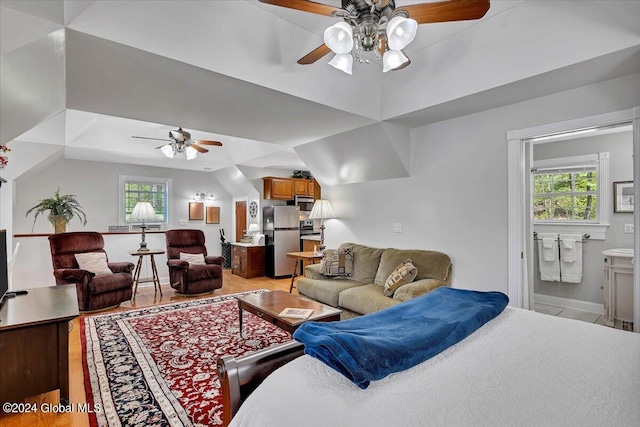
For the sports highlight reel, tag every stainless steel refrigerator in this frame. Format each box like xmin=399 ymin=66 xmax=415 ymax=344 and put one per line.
xmin=263 ymin=206 xmax=300 ymax=278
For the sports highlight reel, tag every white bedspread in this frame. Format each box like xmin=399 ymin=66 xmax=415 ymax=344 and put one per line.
xmin=230 ymin=307 xmax=640 ymax=427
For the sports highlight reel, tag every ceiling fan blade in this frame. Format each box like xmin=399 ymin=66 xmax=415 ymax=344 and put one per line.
xmin=298 ymin=44 xmax=332 ymax=65
xmin=132 ymin=136 xmax=171 ymax=142
xmin=154 ymin=145 xmax=167 ymax=149
xmin=190 ymin=144 xmax=209 ymax=154
xmin=399 ymin=0 xmax=490 ymax=24
xmin=258 ymin=0 xmax=342 ymax=17
xmin=194 ymin=140 xmax=223 ymax=146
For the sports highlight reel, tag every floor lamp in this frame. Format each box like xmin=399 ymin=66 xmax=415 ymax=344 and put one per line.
xmin=131 ymin=202 xmax=157 ymax=251
xmin=309 ymin=199 xmax=335 ymax=251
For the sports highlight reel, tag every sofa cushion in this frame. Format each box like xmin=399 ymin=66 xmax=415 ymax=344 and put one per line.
xmin=321 ymin=246 xmax=354 ymax=276
xmin=338 ymin=284 xmax=400 ymax=315
xmin=75 ymin=252 xmax=113 ymax=276
xmin=340 ymin=243 xmax=385 ymax=283
xmin=384 ymin=259 xmax=418 ymax=296
xmin=374 ymin=248 xmax=452 ymax=286
xmin=180 ymin=252 xmax=206 ymax=266
xmin=297 ymin=277 xmax=368 ymax=308
xmin=88 ymin=272 xmax=132 ymax=294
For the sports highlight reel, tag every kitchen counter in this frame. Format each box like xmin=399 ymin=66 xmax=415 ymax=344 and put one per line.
xmin=301 ymin=235 xmax=321 ymax=241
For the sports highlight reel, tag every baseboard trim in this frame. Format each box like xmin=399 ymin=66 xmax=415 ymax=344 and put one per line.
xmin=534 ymin=293 xmax=604 ymax=314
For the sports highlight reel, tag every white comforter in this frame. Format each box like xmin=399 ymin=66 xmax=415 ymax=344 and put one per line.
xmin=231 ymin=307 xmax=640 ymax=427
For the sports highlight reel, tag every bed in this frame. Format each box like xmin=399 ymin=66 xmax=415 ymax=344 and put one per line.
xmin=218 ymin=304 xmax=640 ymax=427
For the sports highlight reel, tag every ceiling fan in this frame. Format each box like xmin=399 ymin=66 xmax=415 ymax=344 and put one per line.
xmin=259 ymin=0 xmax=490 ymax=74
xmin=132 ymin=127 xmax=223 ymax=160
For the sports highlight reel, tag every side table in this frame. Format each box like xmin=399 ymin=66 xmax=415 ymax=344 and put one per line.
xmin=129 ymin=249 xmax=164 ymax=295
xmin=285 ymin=251 xmax=324 ymax=293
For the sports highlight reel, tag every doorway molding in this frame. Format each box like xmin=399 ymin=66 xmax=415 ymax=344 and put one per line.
xmin=507 ymin=106 xmax=640 ymax=331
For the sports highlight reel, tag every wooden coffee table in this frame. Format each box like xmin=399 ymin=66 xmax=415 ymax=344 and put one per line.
xmin=236 ymin=290 xmax=341 ymax=337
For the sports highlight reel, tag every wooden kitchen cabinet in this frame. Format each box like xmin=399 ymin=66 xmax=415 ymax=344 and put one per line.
xmin=263 ymin=177 xmax=294 ymax=200
xmin=263 ymin=177 xmax=321 ymax=200
xmin=232 ymin=244 xmax=265 ymax=279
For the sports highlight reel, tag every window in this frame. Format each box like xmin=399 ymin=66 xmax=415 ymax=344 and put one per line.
xmin=532 ymin=153 xmax=608 ymax=225
xmin=119 ymin=176 xmax=171 ymax=225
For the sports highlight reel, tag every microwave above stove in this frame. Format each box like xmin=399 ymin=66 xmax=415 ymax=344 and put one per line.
xmin=288 ymin=196 xmax=314 ymax=213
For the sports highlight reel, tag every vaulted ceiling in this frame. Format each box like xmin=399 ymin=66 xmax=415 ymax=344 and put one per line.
xmin=1 ymin=0 xmax=639 ymax=186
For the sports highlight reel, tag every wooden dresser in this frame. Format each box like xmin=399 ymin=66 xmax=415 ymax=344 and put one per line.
xmin=0 ymin=284 xmax=79 ymax=404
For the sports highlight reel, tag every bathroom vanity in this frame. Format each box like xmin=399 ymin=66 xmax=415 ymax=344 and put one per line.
xmin=602 ymin=248 xmax=634 ymax=330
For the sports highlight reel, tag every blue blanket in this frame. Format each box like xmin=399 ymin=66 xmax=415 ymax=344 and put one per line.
xmin=292 ymin=287 xmax=509 ymax=389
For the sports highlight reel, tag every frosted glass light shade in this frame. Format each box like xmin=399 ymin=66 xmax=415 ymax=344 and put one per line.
xmin=185 ymin=145 xmax=198 ymax=160
xmin=387 ymin=16 xmax=417 ymax=50
xmin=383 ymin=49 xmax=409 ymax=72
xmin=309 ymin=199 xmax=335 ymax=220
xmin=130 ymin=202 xmax=157 ymax=221
xmin=328 ymin=53 xmax=353 ymax=74
xmin=160 ymin=144 xmax=175 ymax=158
xmin=324 ymin=22 xmax=353 ymax=54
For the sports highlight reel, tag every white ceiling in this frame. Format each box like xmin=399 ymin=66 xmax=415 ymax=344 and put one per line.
xmin=1 ymin=0 xmax=639 ymax=178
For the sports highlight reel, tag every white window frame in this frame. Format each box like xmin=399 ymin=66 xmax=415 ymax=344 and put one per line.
xmin=118 ymin=175 xmax=172 ymax=227
xmin=532 ymin=153 xmax=609 ymax=233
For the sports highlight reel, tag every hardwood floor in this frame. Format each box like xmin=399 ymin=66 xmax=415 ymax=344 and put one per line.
xmin=0 ymin=271 xmax=298 ymax=427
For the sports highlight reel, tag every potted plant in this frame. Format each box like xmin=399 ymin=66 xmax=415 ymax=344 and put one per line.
xmin=26 ymin=188 xmax=88 ymax=233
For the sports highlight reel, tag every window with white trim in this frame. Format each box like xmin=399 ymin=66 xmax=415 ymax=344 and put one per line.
xmin=532 ymin=153 xmax=608 ymax=225
xmin=119 ymin=176 xmax=171 ymax=226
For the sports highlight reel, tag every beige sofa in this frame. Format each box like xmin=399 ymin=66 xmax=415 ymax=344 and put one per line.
xmin=297 ymin=243 xmax=452 ymax=319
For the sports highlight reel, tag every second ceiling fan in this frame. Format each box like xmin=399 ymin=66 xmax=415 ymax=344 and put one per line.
xmin=132 ymin=127 xmax=222 ymax=160
xmin=259 ymin=0 xmax=490 ymax=74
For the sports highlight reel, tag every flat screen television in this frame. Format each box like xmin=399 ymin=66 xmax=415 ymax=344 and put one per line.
xmin=0 ymin=229 xmax=8 ymax=305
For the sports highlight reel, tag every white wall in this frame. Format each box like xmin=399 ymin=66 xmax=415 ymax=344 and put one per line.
xmin=11 ymin=158 xmax=233 ymax=289
xmin=533 ymin=131 xmax=634 ymax=304
xmin=323 ymin=73 xmax=640 ymax=295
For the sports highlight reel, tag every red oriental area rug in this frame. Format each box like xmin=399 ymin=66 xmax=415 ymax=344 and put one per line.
xmin=81 ymin=290 xmax=292 ymax=427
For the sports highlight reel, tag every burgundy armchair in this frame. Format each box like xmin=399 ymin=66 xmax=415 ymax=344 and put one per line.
xmin=166 ymin=229 xmax=224 ymax=294
xmin=48 ymin=232 xmax=134 ymax=312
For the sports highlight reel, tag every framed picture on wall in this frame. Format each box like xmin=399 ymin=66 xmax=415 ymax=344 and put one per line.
xmin=613 ymin=181 xmax=634 ymax=213
xmin=206 ymin=206 xmax=220 ymax=224
xmin=189 ymin=202 xmax=204 ymax=220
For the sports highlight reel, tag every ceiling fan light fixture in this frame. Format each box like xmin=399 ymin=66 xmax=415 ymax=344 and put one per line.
xmin=160 ymin=144 xmax=175 ymax=158
xmin=328 ymin=53 xmax=353 ymax=74
xmin=387 ymin=16 xmax=418 ymax=50
xmin=185 ymin=145 xmax=198 ymax=160
xmin=382 ymin=49 xmax=409 ymax=72
xmin=324 ymin=22 xmax=354 ymax=54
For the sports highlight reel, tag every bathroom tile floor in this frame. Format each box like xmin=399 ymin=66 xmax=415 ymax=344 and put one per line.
xmin=534 ymin=303 xmax=607 ymax=326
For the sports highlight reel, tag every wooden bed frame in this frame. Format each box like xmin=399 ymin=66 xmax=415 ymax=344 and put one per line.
xmin=217 ymin=340 xmax=305 ymax=426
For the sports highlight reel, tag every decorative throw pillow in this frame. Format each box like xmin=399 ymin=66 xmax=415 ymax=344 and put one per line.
xmin=384 ymin=259 xmax=418 ymax=296
xmin=320 ymin=246 xmax=354 ymax=277
xmin=75 ymin=252 xmax=113 ymax=276
xmin=180 ymin=252 xmax=206 ymax=266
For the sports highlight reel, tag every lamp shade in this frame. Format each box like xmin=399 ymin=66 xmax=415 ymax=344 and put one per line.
xmin=130 ymin=202 xmax=157 ymax=221
xmin=383 ymin=49 xmax=409 ymax=72
xmin=185 ymin=145 xmax=198 ymax=160
xmin=324 ymin=22 xmax=353 ymax=54
xmin=387 ymin=16 xmax=418 ymax=50
xmin=309 ymin=199 xmax=335 ymax=220
xmin=247 ymin=223 xmax=260 ymax=233
xmin=328 ymin=53 xmax=353 ymax=74
xmin=160 ymin=144 xmax=175 ymax=158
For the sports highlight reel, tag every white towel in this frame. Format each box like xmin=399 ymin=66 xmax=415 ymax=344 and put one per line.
xmin=537 ymin=233 xmax=560 ymax=282
xmin=560 ymin=234 xmax=583 ymax=283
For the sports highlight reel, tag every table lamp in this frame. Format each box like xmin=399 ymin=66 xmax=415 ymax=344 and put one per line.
xmin=131 ymin=202 xmax=157 ymax=251
xmin=308 ymin=199 xmax=335 ymax=251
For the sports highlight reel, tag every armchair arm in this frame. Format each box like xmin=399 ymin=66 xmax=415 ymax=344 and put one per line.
xmin=205 ymin=255 xmax=225 ymax=266
xmin=304 ymin=263 xmax=327 ymax=280
xmin=392 ymin=279 xmax=448 ymax=302
xmin=168 ymin=259 xmax=189 ymax=269
xmin=108 ymin=262 xmax=135 ymax=274
xmin=53 ymin=268 xmax=94 ymax=284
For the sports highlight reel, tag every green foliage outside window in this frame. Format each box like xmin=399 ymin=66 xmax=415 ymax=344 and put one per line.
xmin=124 ymin=181 xmax=167 ymax=222
xmin=533 ymin=171 xmax=597 ymax=221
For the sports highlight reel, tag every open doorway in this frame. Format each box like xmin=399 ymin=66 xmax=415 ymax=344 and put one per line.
xmin=507 ymin=107 xmax=640 ymax=332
